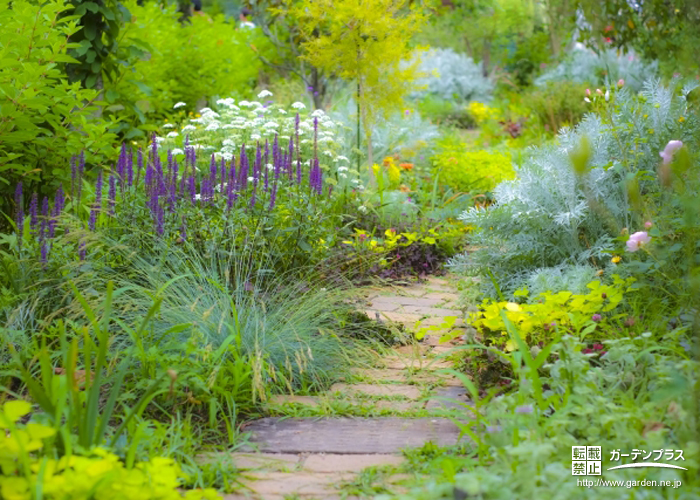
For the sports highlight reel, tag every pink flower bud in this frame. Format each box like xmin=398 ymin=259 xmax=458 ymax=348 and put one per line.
xmin=586 ymin=88 xmax=591 ymax=96
xmin=644 ymin=221 xmax=652 ymax=229
xmin=596 ymin=89 xmax=603 ymax=95
xmin=617 ymin=79 xmax=625 ymax=87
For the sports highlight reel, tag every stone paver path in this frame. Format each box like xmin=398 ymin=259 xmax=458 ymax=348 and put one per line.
xmin=220 ymin=276 xmax=471 ymax=500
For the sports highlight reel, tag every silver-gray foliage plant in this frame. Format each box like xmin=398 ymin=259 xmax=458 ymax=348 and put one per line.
xmin=410 ymin=48 xmax=494 ymax=102
xmin=331 ymin=98 xmax=440 ymax=164
xmin=450 ymin=79 xmax=699 ymax=297
xmin=535 ymin=46 xmax=658 ymax=92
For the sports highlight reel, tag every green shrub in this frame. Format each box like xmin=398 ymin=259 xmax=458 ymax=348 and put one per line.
xmin=431 ymin=139 xmax=514 ymax=194
xmin=106 ymin=1 xmax=267 ymax=138
xmin=0 ymin=0 xmax=115 ymax=219
xmin=523 ymin=81 xmax=590 ymax=133
xmin=416 ymin=95 xmax=476 ymax=129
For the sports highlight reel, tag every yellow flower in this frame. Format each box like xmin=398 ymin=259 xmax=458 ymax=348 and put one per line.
xmin=387 ymin=163 xmax=400 ymax=183
xmin=611 ymin=255 xmax=621 ymax=264
xmin=679 ymin=116 xmax=686 ymax=123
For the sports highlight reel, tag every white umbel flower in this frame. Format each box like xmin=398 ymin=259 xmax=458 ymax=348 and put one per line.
xmin=257 ymin=89 xmax=273 ymax=98
xmin=291 ymin=102 xmax=306 ymax=110
xmin=173 ymin=102 xmax=186 ymax=109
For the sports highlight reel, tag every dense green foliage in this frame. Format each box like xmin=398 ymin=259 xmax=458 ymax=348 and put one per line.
xmin=0 ymin=0 xmax=115 ymax=219
xmin=1 ymin=0 xmax=699 ymax=497
xmin=106 ymin=1 xmax=266 ymax=138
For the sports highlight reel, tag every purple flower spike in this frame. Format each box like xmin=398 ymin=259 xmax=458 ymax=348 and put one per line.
xmin=210 ymin=154 xmax=217 ymax=185
xmin=29 ymin=193 xmax=39 ymax=236
xmin=127 ymin=147 xmax=134 ymax=188
xmin=117 ymin=143 xmax=127 ymax=188
xmin=89 ymin=171 xmax=103 ymax=231
xmin=220 ymin=157 xmax=226 ymax=190
xmin=108 ymin=174 xmax=116 ymax=215
xmin=40 ymin=240 xmax=48 ymax=265
xmin=137 ymin=148 xmax=144 ymax=186
xmin=169 ymin=160 xmax=178 ymax=211
xmin=287 ymin=139 xmax=294 ymax=181
xmin=79 ymin=238 xmax=86 ymax=261
xmin=39 ymin=196 xmax=49 ymax=242
xmin=14 ymin=182 xmax=23 ymax=250
xmin=227 ymin=159 xmax=237 ymax=211
xmin=54 ymin=185 xmax=65 ymax=215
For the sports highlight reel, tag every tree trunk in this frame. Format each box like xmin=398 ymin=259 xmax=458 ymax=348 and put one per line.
xmin=481 ymin=37 xmax=491 ymax=77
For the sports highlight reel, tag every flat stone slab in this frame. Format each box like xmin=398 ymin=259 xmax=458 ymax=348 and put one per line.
xmin=370 ymin=296 xmax=444 ymax=307
xmin=244 ymin=417 xmax=462 ymax=453
xmin=233 ymin=471 xmax=353 ymax=498
xmin=330 ymin=383 xmax=421 ymax=399
xmin=303 ymin=453 xmax=404 ymax=473
xmin=426 ymin=386 xmax=471 ymax=411
xmin=402 ymin=306 xmax=461 ymax=316
xmin=226 ymin=453 xmax=301 ymax=471
xmin=351 ymin=368 xmax=407 ymax=383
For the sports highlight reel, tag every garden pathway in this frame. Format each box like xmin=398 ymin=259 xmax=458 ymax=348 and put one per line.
xmin=221 ymin=276 xmax=471 ymax=500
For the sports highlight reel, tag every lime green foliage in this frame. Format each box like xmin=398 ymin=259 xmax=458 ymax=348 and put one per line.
xmin=0 ymin=0 xmax=115 ymax=214
xmin=109 ymin=1 xmax=266 ymax=138
xmin=469 ymin=276 xmax=634 ymax=350
xmin=431 ymin=138 xmax=514 ymax=193
xmin=342 ymin=227 xmax=447 ymax=255
xmin=291 ymin=0 xmax=427 ymax=169
xmin=0 ymin=401 xmax=220 ymax=500
xmin=523 ymin=81 xmax=590 ymax=133
xmin=414 ymin=316 xmax=460 ymax=343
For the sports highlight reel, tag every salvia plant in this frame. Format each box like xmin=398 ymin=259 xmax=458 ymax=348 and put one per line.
xmin=12 ymin=103 xmax=337 ymax=269
xmin=450 ymin=79 xmax=699 ymax=297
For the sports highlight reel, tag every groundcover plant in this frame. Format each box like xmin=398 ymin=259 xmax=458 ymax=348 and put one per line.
xmin=1 ymin=0 xmax=699 ymax=499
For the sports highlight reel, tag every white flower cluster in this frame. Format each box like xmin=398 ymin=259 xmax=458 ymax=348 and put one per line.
xmin=159 ymin=97 xmax=361 ymax=188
